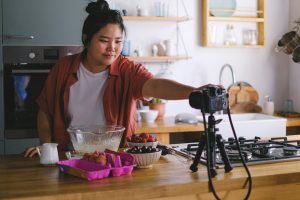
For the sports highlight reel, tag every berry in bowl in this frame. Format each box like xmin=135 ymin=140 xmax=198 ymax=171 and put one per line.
xmin=127 ymin=133 xmax=158 ymax=148
xmin=126 ymin=146 xmax=162 ymax=168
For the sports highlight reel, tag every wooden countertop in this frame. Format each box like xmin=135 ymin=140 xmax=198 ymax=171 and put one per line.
xmin=286 ymin=117 xmax=300 ymax=127
xmin=2 ymin=136 xmax=300 ymax=200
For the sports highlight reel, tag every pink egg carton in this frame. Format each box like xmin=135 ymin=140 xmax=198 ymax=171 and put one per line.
xmin=57 ymin=149 xmax=136 ymax=181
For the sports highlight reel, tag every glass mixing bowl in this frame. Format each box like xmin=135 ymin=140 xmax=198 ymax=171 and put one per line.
xmin=67 ymin=125 xmax=125 ymax=154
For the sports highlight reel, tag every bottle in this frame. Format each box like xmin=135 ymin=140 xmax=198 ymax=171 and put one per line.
xmin=152 ymin=44 xmax=158 ymax=56
xmin=262 ymin=95 xmax=274 ymax=115
xmin=224 ymin=24 xmax=237 ymax=45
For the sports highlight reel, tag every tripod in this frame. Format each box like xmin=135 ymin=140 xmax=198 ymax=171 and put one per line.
xmin=190 ymin=113 xmax=233 ymax=177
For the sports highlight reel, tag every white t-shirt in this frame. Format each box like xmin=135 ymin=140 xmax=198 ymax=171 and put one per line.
xmin=68 ymin=62 xmax=108 ymax=127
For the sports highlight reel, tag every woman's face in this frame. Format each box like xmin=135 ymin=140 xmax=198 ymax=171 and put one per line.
xmin=86 ymin=23 xmax=124 ymax=68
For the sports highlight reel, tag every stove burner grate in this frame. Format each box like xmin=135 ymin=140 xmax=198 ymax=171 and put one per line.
xmin=177 ymin=137 xmax=300 ymax=167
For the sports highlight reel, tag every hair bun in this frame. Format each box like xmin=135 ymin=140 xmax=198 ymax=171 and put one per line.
xmin=86 ymin=0 xmax=110 ymax=15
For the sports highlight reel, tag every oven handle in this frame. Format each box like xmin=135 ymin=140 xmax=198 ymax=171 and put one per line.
xmin=12 ymin=69 xmax=51 ymax=74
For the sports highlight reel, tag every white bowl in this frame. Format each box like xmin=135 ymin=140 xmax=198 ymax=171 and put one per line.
xmin=139 ymin=110 xmax=159 ymax=123
xmin=127 ymin=141 xmax=158 ymax=148
xmin=128 ymin=150 xmax=162 ymax=168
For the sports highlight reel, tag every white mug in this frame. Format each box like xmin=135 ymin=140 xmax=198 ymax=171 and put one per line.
xmin=164 ymin=40 xmax=175 ymax=56
xmin=36 ymin=143 xmax=59 ymax=165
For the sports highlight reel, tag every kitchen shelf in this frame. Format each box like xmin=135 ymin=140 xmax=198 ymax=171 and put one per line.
xmin=121 ymin=0 xmax=191 ymax=63
xmin=123 ymin=16 xmax=191 ymax=22
xmin=208 ymin=16 xmax=264 ymax=22
xmin=127 ymin=55 xmax=191 ymax=62
xmin=202 ymin=0 xmax=265 ymax=48
xmin=206 ymin=44 xmax=264 ymax=48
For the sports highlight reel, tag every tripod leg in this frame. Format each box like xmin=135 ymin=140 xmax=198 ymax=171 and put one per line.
xmin=216 ymin=134 xmax=233 ymax=173
xmin=208 ymin=130 xmax=217 ymax=177
xmin=190 ymin=134 xmax=206 ymax=172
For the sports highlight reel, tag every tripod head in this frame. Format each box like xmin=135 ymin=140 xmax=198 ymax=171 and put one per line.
xmin=189 ymin=86 xmax=228 ymax=114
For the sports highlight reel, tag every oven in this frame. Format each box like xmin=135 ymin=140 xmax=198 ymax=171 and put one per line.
xmin=3 ymin=46 xmax=83 ymax=139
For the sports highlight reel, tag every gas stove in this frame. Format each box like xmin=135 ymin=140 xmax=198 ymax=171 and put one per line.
xmin=170 ymin=137 xmax=300 ymax=168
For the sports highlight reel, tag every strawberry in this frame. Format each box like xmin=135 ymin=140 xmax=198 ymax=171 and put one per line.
xmin=147 ymin=137 xmax=155 ymax=142
xmin=147 ymin=134 xmax=156 ymax=142
xmin=140 ymin=133 xmax=149 ymax=139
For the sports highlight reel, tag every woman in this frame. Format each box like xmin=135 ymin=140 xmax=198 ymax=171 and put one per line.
xmin=24 ymin=0 xmax=211 ymax=157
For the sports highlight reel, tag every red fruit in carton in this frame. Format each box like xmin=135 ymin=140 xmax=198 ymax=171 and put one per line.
xmin=95 ymin=154 xmax=107 ymax=165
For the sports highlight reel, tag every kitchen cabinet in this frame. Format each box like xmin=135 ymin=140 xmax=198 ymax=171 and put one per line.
xmin=4 ymin=138 xmax=39 ymax=154
xmin=2 ymin=0 xmax=87 ymax=45
xmin=202 ymin=0 xmax=265 ymax=48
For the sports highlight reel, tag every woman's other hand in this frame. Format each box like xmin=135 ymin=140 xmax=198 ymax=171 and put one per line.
xmin=23 ymin=146 xmax=39 ymax=157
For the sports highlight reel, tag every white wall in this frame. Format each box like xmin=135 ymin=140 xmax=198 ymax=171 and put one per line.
xmin=111 ymin=0 xmax=290 ymax=116
xmin=289 ymin=0 xmax=300 ymax=112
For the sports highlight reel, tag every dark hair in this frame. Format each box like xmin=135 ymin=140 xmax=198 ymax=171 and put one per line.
xmin=82 ymin=0 xmax=126 ymax=47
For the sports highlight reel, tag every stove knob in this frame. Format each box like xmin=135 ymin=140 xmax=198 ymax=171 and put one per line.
xmin=238 ymin=136 xmax=246 ymax=141
xmin=254 ymin=136 xmax=261 ymax=140
xmin=28 ymin=51 xmax=36 ymax=59
xmin=228 ymin=137 xmax=235 ymax=145
xmin=238 ymin=136 xmax=246 ymax=144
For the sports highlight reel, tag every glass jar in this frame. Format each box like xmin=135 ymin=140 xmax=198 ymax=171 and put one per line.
xmin=224 ymin=24 xmax=237 ymax=45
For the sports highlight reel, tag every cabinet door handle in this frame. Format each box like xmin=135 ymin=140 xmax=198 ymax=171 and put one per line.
xmin=5 ymin=35 xmax=34 ymax=39
xmin=12 ymin=69 xmax=50 ymax=74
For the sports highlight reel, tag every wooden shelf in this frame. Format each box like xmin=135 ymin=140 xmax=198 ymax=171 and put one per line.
xmin=202 ymin=0 xmax=265 ymax=48
xmin=127 ymin=55 xmax=192 ymax=62
xmin=123 ymin=16 xmax=191 ymax=22
xmin=205 ymin=44 xmax=264 ymax=48
xmin=208 ymin=16 xmax=264 ymax=22
xmin=123 ymin=1 xmax=191 ymax=62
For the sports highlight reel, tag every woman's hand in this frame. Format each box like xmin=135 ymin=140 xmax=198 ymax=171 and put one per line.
xmin=22 ymin=146 xmax=39 ymax=157
xmin=196 ymin=84 xmax=224 ymax=91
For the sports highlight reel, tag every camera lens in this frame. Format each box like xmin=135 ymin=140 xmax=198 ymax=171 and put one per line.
xmin=215 ymin=88 xmax=222 ymax=95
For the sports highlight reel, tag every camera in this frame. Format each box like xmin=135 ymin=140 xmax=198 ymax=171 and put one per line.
xmin=189 ymin=86 xmax=228 ymax=113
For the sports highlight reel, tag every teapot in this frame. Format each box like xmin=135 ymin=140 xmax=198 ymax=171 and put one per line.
xmin=36 ymin=143 xmax=59 ymax=165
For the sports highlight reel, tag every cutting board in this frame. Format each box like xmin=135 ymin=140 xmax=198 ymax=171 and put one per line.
xmin=228 ymin=82 xmax=260 ymax=113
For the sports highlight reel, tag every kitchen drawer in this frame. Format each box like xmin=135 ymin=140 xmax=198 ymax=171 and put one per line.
xmin=5 ymin=138 xmax=39 ymax=155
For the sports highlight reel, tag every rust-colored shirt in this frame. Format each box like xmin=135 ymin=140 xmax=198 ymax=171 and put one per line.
xmin=37 ymin=53 xmax=153 ymax=151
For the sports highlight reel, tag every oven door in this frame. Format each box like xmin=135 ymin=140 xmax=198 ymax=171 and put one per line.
xmin=4 ymin=64 xmax=52 ymax=139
